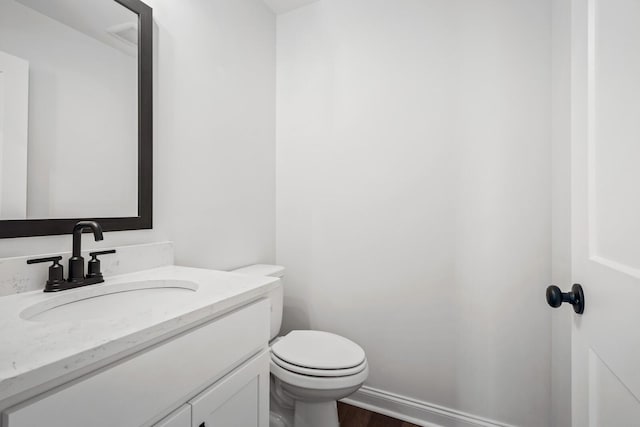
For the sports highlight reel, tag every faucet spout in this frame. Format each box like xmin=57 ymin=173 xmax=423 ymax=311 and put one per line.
xmin=72 ymin=221 xmax=103 ymax=257
xmin=69 ymin=221 xmax=103 ymax=281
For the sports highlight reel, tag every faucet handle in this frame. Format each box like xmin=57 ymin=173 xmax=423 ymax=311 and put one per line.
xmin=89 ymin=249 xmax=116 ymax=257
xmin=27 ymin=255 xmax=62 ymax=265
xmin=27 ymin=256 xmax=65 ymax=292
xmin=87 ymin=249 xmax=116 ymax=279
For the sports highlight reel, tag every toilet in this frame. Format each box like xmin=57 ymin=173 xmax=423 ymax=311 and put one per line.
xmin=231 ymin=264 xmax=368 ymax=427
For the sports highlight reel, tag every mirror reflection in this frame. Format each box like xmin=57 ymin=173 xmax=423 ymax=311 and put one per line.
xmin=0 ymin=0 xmax=139 ymax=220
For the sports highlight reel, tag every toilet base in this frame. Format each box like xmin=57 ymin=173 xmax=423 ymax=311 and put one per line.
xmin=269 ymin=400 xmax=340 ymax=427
xmin=293 ymin=401 xmax=339 ymax=427
xmin=269 ymin=411 xmax=290 ymax=427
xmin=270 ymin=374 xmax=363 ymax=427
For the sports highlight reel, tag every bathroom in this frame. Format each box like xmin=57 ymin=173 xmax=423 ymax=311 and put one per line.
xmin=0 ymin=0 xmax=636 ymax=426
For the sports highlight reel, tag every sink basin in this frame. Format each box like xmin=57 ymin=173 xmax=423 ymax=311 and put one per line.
xmin=20 ymin=280 xmax=199 ymax=322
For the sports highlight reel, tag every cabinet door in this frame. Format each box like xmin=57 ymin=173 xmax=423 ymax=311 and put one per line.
xmin=154 ymin=405 xmax=191 ymax=427
xmin=190 ymin=349 xmax=269 ymax=427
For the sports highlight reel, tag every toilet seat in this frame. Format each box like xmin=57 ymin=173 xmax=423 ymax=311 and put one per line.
xmin=270 ymin=358 xmax=370 ymax=391
xmin=271 ymin=352 xmax=368 ymax=377
xmin=269 ymin=330 xmax=369 ymax=390
xmin=271 ymin=330 xmax=366 ymax=370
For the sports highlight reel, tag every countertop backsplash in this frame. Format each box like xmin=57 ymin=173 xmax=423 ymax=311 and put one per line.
xmin=0 ymin=242 xmax=174 ymax=297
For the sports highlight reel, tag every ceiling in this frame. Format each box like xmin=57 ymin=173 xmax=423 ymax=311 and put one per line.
xmin=262 ymin=0 xmax=320 ymax=14
xmin=15 ymin=0 xmax=138 ymax=57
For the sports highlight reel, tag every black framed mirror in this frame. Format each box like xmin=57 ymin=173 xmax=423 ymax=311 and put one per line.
xmin=0 ymin=0 xmax=152 ymax=238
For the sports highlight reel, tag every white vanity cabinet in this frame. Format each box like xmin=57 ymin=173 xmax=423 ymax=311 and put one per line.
xmin=155 ymin=349 xmax=270 ymax=427
xmin=189 ymin=350 xmax=269 ymax=427
xmin=1 ymin=299 xmax=270 ymax=427
xmin=155 ymin=406 xmax=191 ymax=427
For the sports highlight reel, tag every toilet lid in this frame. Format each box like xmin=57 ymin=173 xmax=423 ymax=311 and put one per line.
xmin=271 ymin=352 xmax=368 ymax=377
xmin=271 ymin=330 xmax=366 ymax=370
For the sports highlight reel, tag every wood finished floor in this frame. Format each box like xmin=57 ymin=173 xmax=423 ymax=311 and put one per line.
xmin=337 ymin=402 xmax=420 ymax=427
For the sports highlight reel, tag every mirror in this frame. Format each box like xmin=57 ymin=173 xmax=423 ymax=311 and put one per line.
xmin=0 ymin=0 xmax=152 ymax=237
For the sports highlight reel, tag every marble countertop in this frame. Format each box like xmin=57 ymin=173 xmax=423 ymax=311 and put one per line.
xmin=0 ymin=265 xmax=280 ymax=403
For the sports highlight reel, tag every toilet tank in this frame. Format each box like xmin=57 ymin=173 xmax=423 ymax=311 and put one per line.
xmin=231 ymin=264 xmax=284 ymax=340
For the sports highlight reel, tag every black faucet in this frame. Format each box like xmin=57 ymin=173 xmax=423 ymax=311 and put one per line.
xmin=69 ymin=221 xmax=104 ymax=282
xmin=27 ymin=221 xmax=116 ymax=292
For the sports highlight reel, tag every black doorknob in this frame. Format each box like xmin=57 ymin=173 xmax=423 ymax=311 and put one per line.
xmin=546 ymin=284 xmax=585 ymax=314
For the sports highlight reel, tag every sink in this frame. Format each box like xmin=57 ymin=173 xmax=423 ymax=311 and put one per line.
xmin=20 ymin=280 xmax=199 ymax=322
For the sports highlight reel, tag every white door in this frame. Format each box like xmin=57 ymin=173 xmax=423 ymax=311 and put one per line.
xmin=568 ymin=0 xmax=640 ymax=425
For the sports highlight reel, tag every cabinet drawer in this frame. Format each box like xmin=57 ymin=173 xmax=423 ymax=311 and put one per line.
xmin=2 ymin=299 xmax=269 ymax=427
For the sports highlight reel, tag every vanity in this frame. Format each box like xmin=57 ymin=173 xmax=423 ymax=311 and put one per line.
xmin=0 ymin=0 xmax=279 ymax=424
xmin=0 ymin=262 xmax=280 ymax=427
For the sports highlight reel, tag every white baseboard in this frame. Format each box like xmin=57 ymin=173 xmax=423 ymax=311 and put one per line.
xmin=341 ymin=386 xmax=517 ymax=427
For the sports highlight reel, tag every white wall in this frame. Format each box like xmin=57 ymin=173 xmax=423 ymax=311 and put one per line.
xmin=0 ymin=0 xmax=276 ymax=275
xmin=148 ymin=0 xmax=276 ymax=270
xmin=276 ymin=1 xmax=552 ymax=426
